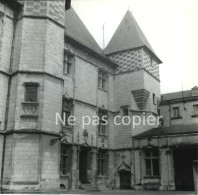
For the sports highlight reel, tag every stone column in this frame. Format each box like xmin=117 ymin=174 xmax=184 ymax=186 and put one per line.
xmin=91 ymin=148 xmax=97 ymax=187
xmin=160 ymin=148 xmax=175 ymax=190
xmin=71 ymin=146 xmax=78 ymax=190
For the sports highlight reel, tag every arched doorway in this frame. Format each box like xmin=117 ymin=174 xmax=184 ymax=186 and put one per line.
xmin=120 ymin=170 xmax=131 ymax=189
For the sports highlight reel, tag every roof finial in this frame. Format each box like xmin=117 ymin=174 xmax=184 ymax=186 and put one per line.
xmin=102 ymin=23 xmax=105 ymax=49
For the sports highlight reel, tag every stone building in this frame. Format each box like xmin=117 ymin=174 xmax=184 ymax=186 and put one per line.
xmin=0 ymin=0 xmax=162 ymax=192
xmin=133 ymin=87 xmax=198 ymax=191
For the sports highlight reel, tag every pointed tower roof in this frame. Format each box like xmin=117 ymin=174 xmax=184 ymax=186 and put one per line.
xmin=65 ymin=7 xmax=102 ymax=54
xmin=104 ymin=11 xmax=161 ymax=63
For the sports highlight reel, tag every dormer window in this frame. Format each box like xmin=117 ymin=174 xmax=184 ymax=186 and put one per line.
xmin=25 ymin=83 xmax=38 ymax=102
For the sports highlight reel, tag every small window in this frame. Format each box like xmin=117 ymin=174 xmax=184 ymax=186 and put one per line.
xmin=144 ymin=150 xmax=159 ymax=177
xmin=193 ymin=105 xmax=198 ymax=115
xmin=60 ymin=144 xmax=71 ymax=176
xmin=157 ymin=108 xmax=160 ymax=116
xmin=122 ymin=106 xmax=129 ymax=116
xmin=172 ymin=107 xmax=180 ymax=118
xmin=153 ymin=93 xmax=156 ymax=105
xmin=64 ymin=54 xmax=74 ymax=75
xmin=98 ymin=110 xmax=107 ymax=135
xmin=62 ymin=99 xmax=73 ymax=127
xmin=98 ymin=150 xmax=107 ymax=176
xmin=98 ymin=71 xmax=108 ymax=90
xmin=25 ymin=84 xmax=38 ymax=102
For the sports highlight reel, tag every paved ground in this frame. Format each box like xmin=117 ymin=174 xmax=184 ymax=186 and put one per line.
xmin=68 ymin=190 xmax=195 ymax=195
xmin=2 ymin=189 xmax=196 ymax=194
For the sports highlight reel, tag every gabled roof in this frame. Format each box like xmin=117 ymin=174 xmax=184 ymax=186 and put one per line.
xmin=2 ymin=0 xmax=22 ymax=11
xmin=161 ymin=86 xmax=198 ymax=101
xmin=133 ymin=124 xmax=198 ymax=138
xmin=104 ymin=11 xmax=161 ymax=63
xmin=65 ymin=7 xmax=102 ymax=54
xmin=161 ymin=90 xmax=192 ymax=101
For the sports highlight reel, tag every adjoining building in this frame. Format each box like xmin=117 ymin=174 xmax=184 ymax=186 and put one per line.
xmin=0 ymin=0 xmax=164 ymax=192
xmin=133 ymin=87 xmax=198 ymax=191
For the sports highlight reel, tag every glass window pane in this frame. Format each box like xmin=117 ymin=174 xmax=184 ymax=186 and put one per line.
xmin=152 ymin=150 xmax=158 ymax=157
xmin=152 ymin=159 xmax=159 ymax=176
xmin=145 ymin=151 xmax=151 ymax=157
xmin=145 ymin=159 xmax=151 ymax=176
xmin=25 ymin=85 xmax=38 ymax=102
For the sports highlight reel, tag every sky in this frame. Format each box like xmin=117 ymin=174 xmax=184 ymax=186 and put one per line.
xmin=71 ymin=0 xmax=198 ymax=94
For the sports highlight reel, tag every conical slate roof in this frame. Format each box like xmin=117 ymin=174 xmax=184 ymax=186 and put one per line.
xmin=104 ymin=11 xmax=161 ymax=62
xmin=65 ymin=7 xmax=102 ymax=54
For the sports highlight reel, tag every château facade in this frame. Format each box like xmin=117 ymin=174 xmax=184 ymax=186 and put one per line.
xmin=0 ymin=0 xmax=164 ymax=192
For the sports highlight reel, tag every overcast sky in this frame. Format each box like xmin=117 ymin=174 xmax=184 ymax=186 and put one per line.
xmin=71 ymin=0 xmax=198 ymax=94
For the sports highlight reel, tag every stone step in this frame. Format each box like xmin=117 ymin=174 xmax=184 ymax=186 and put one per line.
xmin=80 ymin=183 xmax=101 ymax=192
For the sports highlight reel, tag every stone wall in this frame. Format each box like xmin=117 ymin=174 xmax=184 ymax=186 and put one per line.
xmin=160 ymin=100 xmax=198 ymax=127
xmin=0 ymin=134 xmax=4 ymax=185
xmin=0 ymin=2 xmax=15 ymax=131
xmin=0 ymin=74 xmax=8 ymax=130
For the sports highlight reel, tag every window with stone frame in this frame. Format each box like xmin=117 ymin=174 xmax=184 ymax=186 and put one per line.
xmin=98 ymin=70 xmax=108 ymax=90
xmin=25 ymin=83 xmax=38 ymax=102
xmin=60 ymin=144 xmax=71 ymax=177
xmin=98 ymin=110 xmax=108 ymax=135
xmin=172 ymin=107 xmax=180 ymax=118
xmin=98 ymin=149 xmax=107 ymax=176
xmin=144 ymin=150 xmax=159 ymax=177
xmin=62 ymin=99 xmax=73 ymax=127
xmin=193 ymin=105 xmax=198 ymax=115
xmin=63 ymin=52 xmax=74 ymax=75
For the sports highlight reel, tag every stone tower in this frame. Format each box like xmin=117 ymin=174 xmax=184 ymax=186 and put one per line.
xmin=2 ymin=0 xmax=66 ymax=191
xmin=105 ymin=11 xmax=162 ymax=147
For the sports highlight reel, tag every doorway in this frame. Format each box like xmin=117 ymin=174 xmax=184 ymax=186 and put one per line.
xmin=79 ymin=147 xmax=89 ymax=183
xmin=173 ymin=147 xmax=198 ymax=191
xmin=120 ymin=171 xmax=131 ymax=189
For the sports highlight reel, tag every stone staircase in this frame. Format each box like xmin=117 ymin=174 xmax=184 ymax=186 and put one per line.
xmin=80 ymin=183 xmax=101 ymax=192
